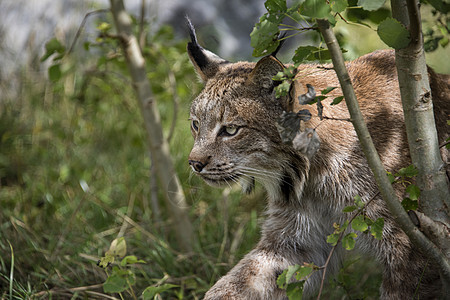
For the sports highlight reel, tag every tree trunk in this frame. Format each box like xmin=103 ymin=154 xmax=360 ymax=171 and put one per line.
xmin=316 ymin=17 xmax=450 ymax=288
xmin=391 ymin=0 xmax=450 ymax=293
xmin=109 ymin=0 xmax=194 ymax=252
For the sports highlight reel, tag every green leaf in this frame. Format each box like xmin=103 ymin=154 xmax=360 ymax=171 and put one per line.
xmin=277 ymin=269 xmax=289 ymax=289
xmin=342 ymin=205 xmax=357 ymax=213
xmin=296 ymin=265 xmax=314 ymax=280
xmin=275 ymin=81 xmax=291 ymax=98
xmin=97 ymin=254 xmax=115 ymax=269
xmin=370 ymin=218 xmax=384 ymax=240
xmin=330 ymin=0 xmax=348 ymax=13
xmin=377 ymin=17 xmax=411 ymax=49
xmin=300 ymin=0 xmax=331 ymax=19
xmin=342 ymin=232 xmax=357 ymax=250
xmin=265 ymin=0 xmax=288 ymax=22
xmin=97 ymin=22 xmax=111 ymax=32
xmin=401 ymin=197 xmax=418 ymax=211
xmin=103 ymin=268 xmax=135 ymax=293
xmin=330 ymin=96 xmax=344 ymax=105
xmin=293 ymin=46 xmax=317 ymax=65
xmin=41 ymin=38 xmax=65 ymax=62
xmin=426 ymin=0 xmax=450 ymax=14
xmin=354 ymin=195 xmax=364 ymax=208
xmin=251 ymin=17 xmax=280 ymax=57
xmin=326 ymin=233 xmax=339 ymax=246
xmin=120 ymin=255 xmax=146 ymax=266
xmin=358 ymin=0 xmax=386 ymax=11
xmin=286 ymin=264 xmax=301 ymax=283
xmin=273 ymin=71 xmax=286 ymax=81
xmin=308 ymin=47 xmax=332 ymax=61
xmin=286 ymin=281 xmax=304 ymax=299
xmin=142 ymin=284 xmax=179 ymax=300
xmin=321 ymin=86 xmax=338 ymax=95
xmin=396 ymin=164 xmax=418 ymax=178
xmin=351 ymin=215 xmax=369 ymax=232
xmin=48 ymin=64 xmax=62 ymax=82
xmin=406 ymin=184 xmax=420 ymax=200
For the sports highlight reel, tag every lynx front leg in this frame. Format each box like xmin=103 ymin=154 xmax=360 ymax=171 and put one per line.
xmin=204 ymin=248 xmax=290 ymax=300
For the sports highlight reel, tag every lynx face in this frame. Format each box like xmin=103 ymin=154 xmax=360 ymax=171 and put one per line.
xmin=188 ymin=64 xmax=291 ymax=193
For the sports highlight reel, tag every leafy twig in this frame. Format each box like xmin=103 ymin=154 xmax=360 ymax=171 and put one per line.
xmin=316 ymin=191 xmax=380 ymax=299
xmin=67 ymin=9 xmax=109 ymax=57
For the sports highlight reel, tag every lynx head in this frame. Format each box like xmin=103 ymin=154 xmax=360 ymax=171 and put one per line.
xmin=186 ymin=20 xmax=308 ymax=201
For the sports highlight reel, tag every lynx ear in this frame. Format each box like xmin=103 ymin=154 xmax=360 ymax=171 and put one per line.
xmin=186 ymin=18 xmax=228 ymax=82
xmin=248 ymin=56 xmax=284 ymax=90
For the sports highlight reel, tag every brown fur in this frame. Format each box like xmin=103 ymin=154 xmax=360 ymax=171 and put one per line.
xmin=187 ymin=28 xmax=449 ymax=299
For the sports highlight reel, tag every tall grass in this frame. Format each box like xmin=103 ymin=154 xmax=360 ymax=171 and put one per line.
xmin=0 ymin=23 xmax=382 ymax=299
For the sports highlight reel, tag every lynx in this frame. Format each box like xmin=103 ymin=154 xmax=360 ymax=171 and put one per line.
xmin=186 ymin=21 xmax=449 ymax=299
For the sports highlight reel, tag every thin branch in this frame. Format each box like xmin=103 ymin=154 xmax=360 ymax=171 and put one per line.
xmin=67 ymin=9 xmax=109 ymax=56
xmin=138 ymin=0 xmax=146 ymax=49
xmin=109 ymin=0 xmax=194 ymax=252
xmin=316 ymin=191 xmax=380 ymax=299
xmin=316 ymin=16 xmax=450 ymax=285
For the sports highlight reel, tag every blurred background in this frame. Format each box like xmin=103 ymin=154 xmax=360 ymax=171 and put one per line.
xmin=0 ymin=0 xmax=448 ymax=299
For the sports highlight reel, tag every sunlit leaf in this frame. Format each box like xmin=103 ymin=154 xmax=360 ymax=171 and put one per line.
xmin=120 ymin=255 xmax=146 ymax=266
xmin=352 ymin=215 xmax=369 ymax=232
xmin=342 ymin=232 xmax=357 ymax=250
xmin=275 ymin=81 xmax=291 ymax=98
xmin=327 ymin=233 xmax=339 ymax=246
xmin=106 ymin=237 xmax=127 ymax=258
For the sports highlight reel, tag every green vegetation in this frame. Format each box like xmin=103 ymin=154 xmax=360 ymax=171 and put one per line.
xmin=0 ymin=23 xmax=264 ymax=299
xmin=5 ymin=0 xmax=448 ymax=297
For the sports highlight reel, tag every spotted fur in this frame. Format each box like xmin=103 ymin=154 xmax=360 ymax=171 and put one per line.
xmin=187 ymin=23 xmax=449 ymax=300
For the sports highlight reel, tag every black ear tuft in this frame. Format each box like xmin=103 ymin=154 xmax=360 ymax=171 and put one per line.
xmin=186 ymin=17 xmax=228 ymax=82
xmin=186 ymin=16 xmax=199 ymax=48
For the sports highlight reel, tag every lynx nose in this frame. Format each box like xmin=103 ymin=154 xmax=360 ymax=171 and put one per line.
xmin=189 ymin=160 xmax=206 ymax=172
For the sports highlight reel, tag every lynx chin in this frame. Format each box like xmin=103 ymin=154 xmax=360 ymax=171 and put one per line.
xmin=186 ymin=20 xmax=449 ymax=299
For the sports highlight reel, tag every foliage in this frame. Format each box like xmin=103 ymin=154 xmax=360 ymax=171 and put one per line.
xmin=253 ymin=0 xmax=449 ymax=298
xmin=0 ymin=16 xmax=263 ymax=299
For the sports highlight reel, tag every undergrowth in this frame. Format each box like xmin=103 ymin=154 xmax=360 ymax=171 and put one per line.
xmin=0 ymin=22 xmax=381 ymax=299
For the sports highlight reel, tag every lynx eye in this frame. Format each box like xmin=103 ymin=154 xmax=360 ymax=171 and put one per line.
xmin=224 ymin=125 xmax=239 ymax=136
xmin=191 ymin=120 xmax=199 ymax=132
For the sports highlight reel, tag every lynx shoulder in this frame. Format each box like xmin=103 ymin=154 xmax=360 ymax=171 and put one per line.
xmin=186 ymin=19 xmax=449 ymax=300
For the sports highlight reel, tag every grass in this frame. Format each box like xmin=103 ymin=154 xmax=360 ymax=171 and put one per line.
xmin=0 ymin=24 xmax=384 ymax=299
